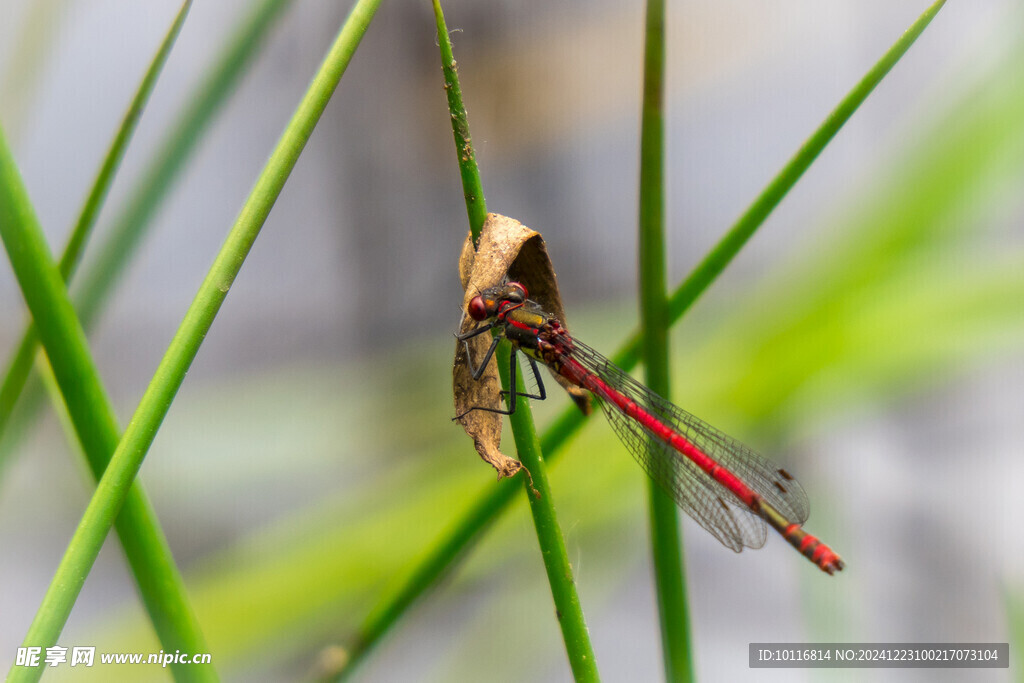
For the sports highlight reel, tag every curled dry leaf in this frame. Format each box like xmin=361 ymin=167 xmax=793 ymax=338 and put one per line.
xmin=454 ymin=213 xmax=591 ymax=478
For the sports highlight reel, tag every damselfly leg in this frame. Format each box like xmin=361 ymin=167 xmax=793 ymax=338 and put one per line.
xmin=454 ymin=333 xmax=546 ymax=419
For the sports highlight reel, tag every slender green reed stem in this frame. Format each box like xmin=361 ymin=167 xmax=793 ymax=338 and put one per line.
xmin=433 ymin=2 xmax=599 ymax=680
xmin=6 ymin=1 xmax=381 ymax=680
xmin=332 ymin=20 xmax=502 ymax=655
xmin=339 ymin=474 xmax=524 ymax=679
xmin=434 ymin=1 xmax=487 ymax=240
xmin=0 ymin=0 xmax=192 ymax=472
xmin=637 ymin=1 xmax=694 ymax=680
xmin=496 ymin=341 xmax=600 ymax=681
xmin=339 ymin=0 xmax=947 ymax=674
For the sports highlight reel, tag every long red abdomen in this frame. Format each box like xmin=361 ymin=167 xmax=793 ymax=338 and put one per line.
xmin=556 ymin=355 xmax=844 ymax=574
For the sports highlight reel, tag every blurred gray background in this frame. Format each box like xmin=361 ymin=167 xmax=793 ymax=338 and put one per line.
xmin=1 ymin=1 xmax=1021 ymax=681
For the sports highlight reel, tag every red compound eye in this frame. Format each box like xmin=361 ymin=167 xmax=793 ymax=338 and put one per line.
xmin=467 ymin=295 xmax=488 ymax=321
xmin=508 ymin=281 xmax=527 ymax=298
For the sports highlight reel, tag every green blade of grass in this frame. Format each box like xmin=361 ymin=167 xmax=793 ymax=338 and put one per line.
xmin=0 ymin=0 xmax=192 ymax=477
xmin=5 ymin=1 xmax=381 ymax=680
xmin=0 ymin=128 xmax=216 ymax=682
xmin=340 ymin=0 xmax=946 ymax=673
xmin=495 ymin=341 xmax=601 ymax=682
xmin=636 ymin=1 xmax=693 ymax=681
xmin=435 ymin=2 xmax=487 ymax=241
xmin=430 ymin=3 xmax=598 ymax=681
xmin=0 ymin=0 xmax=298 ymax=467
xmin=337 ymin=465 xmax=528 ymax=679
xmin=0 ymin=6 xmax=221 ymax=682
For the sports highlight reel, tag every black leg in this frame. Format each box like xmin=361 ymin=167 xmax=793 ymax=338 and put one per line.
xmin=461 ymin=334 xmax=501 ymax=380
xmin=454 ymin=348 xmax=548 ymax=420
xmin=454 ymin=346 xmax=517 ymax=419
xmin=503 ymin=345 xmax=518 ymax=414
xmin=455 ymin=319 xmax=497 ymax=342
xmin=517 ymin=355 xmax=546 ymax=402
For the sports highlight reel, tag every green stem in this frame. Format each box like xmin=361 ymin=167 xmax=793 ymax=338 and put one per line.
xmin=497 ymin=341 xmax=601 ymax=681
xmin=339 ymin=0 xmax=947 ymax=674
xmin=6 ymin=1 xmax=381 ymax=680
xmin=433 ymin=0 xmax=487 ymax=240
xmin=637 ymin=1 xmax=693 ymax=681
xmin=338 ymin=10 xmax=501 ymax=677
xmin=436 ymin=1 xmax=597 ymax=678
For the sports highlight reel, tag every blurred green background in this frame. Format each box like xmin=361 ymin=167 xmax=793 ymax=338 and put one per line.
xmin=0 ymin=1 xmax=1021 ymax=681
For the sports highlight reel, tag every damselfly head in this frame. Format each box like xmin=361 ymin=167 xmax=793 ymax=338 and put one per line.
xmin=467 ymin=282 xmax=529 ymax=321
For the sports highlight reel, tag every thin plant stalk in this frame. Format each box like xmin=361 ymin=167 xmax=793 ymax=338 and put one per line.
xmin=636 ymin=0 xmax=693 ymax=680
xmin=432 ymin=2 xmax=599 ymax=680
xmin=495 ymin=341 xmax=601 ymax=682
xmin=338 ymin=0 xmax=947 ymax=674
xmin=6 ymin=1 xmax=381 ymax=680
xmin=435 ymin=0 xmax=487 ymax=239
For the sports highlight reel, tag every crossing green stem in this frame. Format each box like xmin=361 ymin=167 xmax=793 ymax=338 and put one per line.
xmin=637 ymin=1 xmax=694 ymax=681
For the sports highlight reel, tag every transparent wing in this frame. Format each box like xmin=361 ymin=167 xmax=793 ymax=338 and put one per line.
xmin=558 ymin=335 xmax=809 ymax=552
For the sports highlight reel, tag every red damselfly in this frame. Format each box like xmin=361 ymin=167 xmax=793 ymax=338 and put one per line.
xmin=456 ymin=281 xmax=844 ymax=574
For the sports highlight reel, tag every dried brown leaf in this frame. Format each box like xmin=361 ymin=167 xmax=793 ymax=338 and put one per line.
xmin=453 ymin=213 xmax=591 ymax=478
